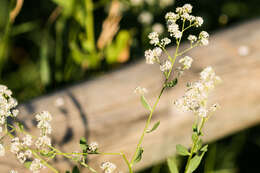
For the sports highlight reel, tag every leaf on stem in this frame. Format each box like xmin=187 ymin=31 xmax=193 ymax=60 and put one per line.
xmin=167 ymin=157 xmax=179 ymax=173
xmin=80 ymin=137 xmax=88 ymax=151
xmin=141 ymin=95 xmax=152 ymax=111
xmin=200 ymin=144 xmax=208 ymax=152
xmin=146 ymin=121 xmax=160 ymax=133
xmin=133 ymin=147 xmax=144 ymax=164
xmin=176 ymin=144 xmax=190 ymax=156
xmin=164 ymin=78 xmax=178 ymax=88
xmin=186 ymin=151 xmax=207 ymax=173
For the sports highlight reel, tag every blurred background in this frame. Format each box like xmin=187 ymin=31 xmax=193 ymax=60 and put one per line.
xmin=0 ymin=0 xmax=260 ymax=172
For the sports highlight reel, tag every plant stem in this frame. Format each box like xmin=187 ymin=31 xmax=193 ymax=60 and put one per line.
xmin=32 ymin=150 xmax=59 ymax=173
xmin=184 ymin=118 xmax=206 ymax=173
xmin=130 ymin=87 xmax=165 ymax=167
xmin=85 ymin=0 xmax=96 ymax=52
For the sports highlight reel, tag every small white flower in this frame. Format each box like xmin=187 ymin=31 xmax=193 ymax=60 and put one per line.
xmin=101 ymin=161 xmax=116 ymax=173
xmin=174 ymin=30 xmax=182 ymax=39
xmin=161 ymin=37 xmax=171 ymax=47
xmin=165 ymin=12 xmax=179 ymax=21
xmin=0 ymin=144 xmax=5 ymax=156
xmin=179 ymin=56 xmax=193 ymax=70
xmin=145 ymin=49 xmax=155 ymax=64
xmin=12 ymin=109 xmax=19 ymax=117
xmin=148 ymin=32 xmax=159 ymax=45
xmin=160 ymin=60 xmax=172 ymax=72
xmin=30 ymin=158 xmax=45 ymax=173
xmin=22 ymin=135 xmax=32 ymax=146
xmin=17 ymin=152 xmax=26 ymax=163
xmin=35 ymin=136 xmax=51 ymax=149
xmin=200 ymin=31 xmax=209 ymax=38
xmin=183 ymin=4 xmax=193 ymax=13
xmin=187 ymin=35 xmax=197 ymax=43
xmin=200 ymin=38 xmax=209 ymax=46
xmin=24 ymin=150 xmax=32 ymax=158
xmin=134 ymin=87 xmax=148 ymax=95
xmin=195 ymin=17 xmax=203 ymax=27
xmin=88 ymin=142 xmax=98 ymax=153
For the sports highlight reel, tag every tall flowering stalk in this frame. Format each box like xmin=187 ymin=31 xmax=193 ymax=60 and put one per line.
xmin=0 ymin=3 xmax=220 ymax=173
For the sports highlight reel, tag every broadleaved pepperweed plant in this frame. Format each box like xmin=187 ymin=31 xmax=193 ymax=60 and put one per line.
xmin=0 ymin=4 xmax=221 ymax=173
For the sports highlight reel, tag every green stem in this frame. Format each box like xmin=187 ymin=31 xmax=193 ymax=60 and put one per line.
xmin=130 ymin=87 xmax=165 ymax=167
xmin=48 ymin=145 xmax=97 ymax=173
xmin=85 ymin=0 xmax=96 ymax=52
xmin=32 ymin=151 xmax=59 ymax=173
xmin=184 ymin=118 xmax=206 ymax=173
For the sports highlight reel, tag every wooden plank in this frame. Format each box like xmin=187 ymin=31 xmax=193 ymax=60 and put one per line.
xmin=1 ymin=19 xmax=260 ymax=172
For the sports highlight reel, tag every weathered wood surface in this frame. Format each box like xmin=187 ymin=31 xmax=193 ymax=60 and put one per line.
xmin=1 ymin=19 xmax=260 ymax=172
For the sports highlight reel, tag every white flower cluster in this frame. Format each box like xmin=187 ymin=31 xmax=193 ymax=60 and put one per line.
xmin=179 ymin=56 xmax=193 ymax=70
xmin=0 ymin=85 xmax=19 ymax=132
xmin=87 ymin=142 xmax=98 ymax=153
xmin=35 ymin=111 xmax=52 ymax=152
xmin=100 ymin=161 xmax=117 ymax=173
xmin=144 ymin=47 xmax=162 ymax=64
xmin=199 ymin=31 xmax=209 ymax=46
xmin=134 ymin=86 xmax=148 ymax=95
xmin=160 ymin=60 xmax=172 ymax=72
xmin=30 ymin=158 xmax=45 ymax=173
xmin=165 ymin=4 xmax=204 ymax=39
xmin=174 ymin=67 xmax=221 ymax=118
xmin=10 ymin=136 xmax=32 ymax=164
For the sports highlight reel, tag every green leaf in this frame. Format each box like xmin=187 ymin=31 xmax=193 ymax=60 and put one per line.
xmin=187 ymin=152 xmax=206 ymax=173
xmin=141 ymin=95 xmax=152 ymax=111
xmin=146 ymin=121 xmax=160 ymax=133
xmin=167 ymin=157 xmax=179 ymax=173
xmin=80 ymin=137 xmax=88 ymax=151
xmin=24 ymin=161 xmax=32 ymax=169
xmin=200 ymin=144 xmax=208 ymax=152
xmin=176 ymin=144 xmax=190 ymax=156
xmin=164 ymin=78 xmax=178 ymax=88
xmin=133 ymin=147 xmax=144 ymax=164
xmin=72 ymin=166 xmax=80 ymax=173
xmin=191 ymin=133 xmax=198 ymax=142
xmin=194 ymin=139 xmax=203 ymax=153
xmin=17 ymin=122 xmax=24 ymax=132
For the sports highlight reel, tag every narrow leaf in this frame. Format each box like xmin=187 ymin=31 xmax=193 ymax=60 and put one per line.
xmin=200 ymin=144 xmax=208 ymax=152
xmin=146 ymin=121 xmax=160 ymax=133
xmin=176 ymin=144 xmax=190 ymax=156
xmin=187 ymin=152 xmax=206 ymax=173
xmin=134 ymin=147 xmax=144 ymax=164
xmin=141 ymin=95 xmax=151 ymax=111
xmin=167 ymin=157 xmax=179 ymax=173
